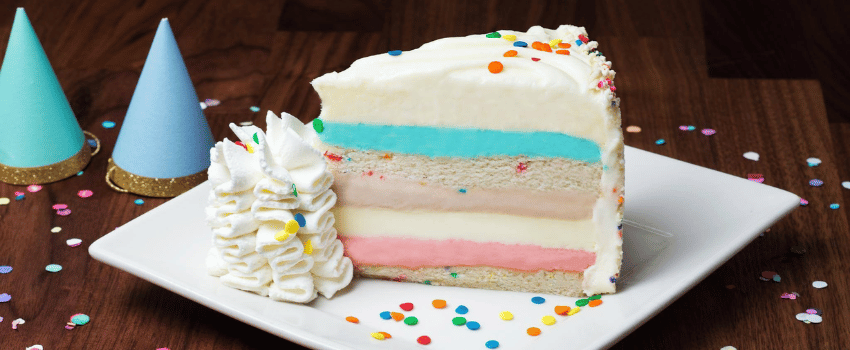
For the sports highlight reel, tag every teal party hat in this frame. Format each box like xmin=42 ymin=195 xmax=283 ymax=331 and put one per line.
xmin=107 ymin=18 xmax=213 ymax=197
xmin=0 ymin=8 xmax=96 ymax=185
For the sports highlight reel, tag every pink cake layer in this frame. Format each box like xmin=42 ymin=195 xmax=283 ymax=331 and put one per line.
xmin=333 ymin=172 xmax=596 ymax=220
xmin=338 ymin=236 xmax=596 ymax=272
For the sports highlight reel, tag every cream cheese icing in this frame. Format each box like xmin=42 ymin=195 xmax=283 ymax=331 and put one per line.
xmin=205 ymin=111 xmax=353 ymax=303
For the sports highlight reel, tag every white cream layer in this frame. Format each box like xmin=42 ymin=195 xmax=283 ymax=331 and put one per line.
xmin=332 ymin=206 xmax=595 ymax=251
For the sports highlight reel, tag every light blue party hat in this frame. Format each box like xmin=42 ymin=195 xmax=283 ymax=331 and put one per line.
xmin=108 ymin=19 xmax=213 ymax=196
xmin=0 ymin=8 xmax=93 ymax=184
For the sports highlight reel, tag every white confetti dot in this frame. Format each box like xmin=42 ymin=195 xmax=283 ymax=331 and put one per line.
xmin=842 ymin=181 xmax=850 ymax=189
xmin=796 ymin=313 xmax=809 ymax=321
xmin=743 ymin=152 xmax=759 ymax=161
xmin=51 ymin=227 xmax=62 ymax=233
xmin=66 ymin=238 xmax=82 ymax=247
xmin=812 ymin=281 xmax=828 ymax=289
xmin=200 ymin=101 xmax=208 ymax=109
xmin=807 ymin=314 xmax=823 ymax=323
xmin=806 ymin=157 xmax=822 ymax=166
xmin=721 ymin=347 xmax=737 ymax=350
xmin=26 ymin=345 xmax=43 ymax=350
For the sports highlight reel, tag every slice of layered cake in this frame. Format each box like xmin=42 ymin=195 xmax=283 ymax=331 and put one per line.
xmin=310 ymin=25 xmax=623 ymax=296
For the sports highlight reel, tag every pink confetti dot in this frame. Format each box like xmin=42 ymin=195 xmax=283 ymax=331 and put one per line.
xmin=701 ymin=128 xmax=716 ymax=136
xmin=56 ymin=209 xmax=72 ymax=216
xmin=27 ymin=184 xmax=42 ymax=192
xmin=800 ymin=198 xmax=808 ymax=206
xmin=52 ymin=204 xmax=68 ymax=210
xmin=679 ymin=125 xmax=689 ymax=131
xmin=806 ymin=309 xmax=818 ymax=314
xmin=77 ymin=190 xmax=93 ymax=198
xmin=14 ymin=191 xmax=24 ymax=196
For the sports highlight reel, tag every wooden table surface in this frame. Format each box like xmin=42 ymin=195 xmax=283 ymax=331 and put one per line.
xmin=1 ymin=0 xmax=848 ymax=349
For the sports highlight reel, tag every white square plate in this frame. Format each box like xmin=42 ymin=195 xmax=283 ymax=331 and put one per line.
xmin=89 ymin=146 xmax=799 ymax=349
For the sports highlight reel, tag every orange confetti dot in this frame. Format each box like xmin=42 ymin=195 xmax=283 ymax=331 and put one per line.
xmin=345 ymin=316 xmax=359 ymax=323
xmin=488 ymin=61 xmax=503 ymax=74
xmin=554 ymin=305 xmax=571 ymax=315
xmin=588 ymin=299 xmax=603 ymax=307
xmin=390 ymin=312 xmax=404 ymax=321
xmin=527 ymin=327 xmax=541 ymax=336
xmin=383 ymin=153 xmax=393 ymax=159
xmin=539 ymin=45 xmax=552 ymax=53
xmin=558 ymin=42 xmax=572 ymax=48
xmin=531 ymin=41 xmax=542 ymax=49
xmin=432 ymin=299 xmax=447 ymax=309
xmin=379 ymin=331 xmax=392 ymax=339
xmin=555 ymin=50 xmax=570 ymax=55
xmin=504 ymin=50 xmax=518 ymax=57
xmin=617 ymin=196 xmax=624 ymax=204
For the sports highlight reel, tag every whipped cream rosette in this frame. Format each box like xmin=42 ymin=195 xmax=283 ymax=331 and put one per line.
xmin=206 ymin=111 xmax=353 ymax=303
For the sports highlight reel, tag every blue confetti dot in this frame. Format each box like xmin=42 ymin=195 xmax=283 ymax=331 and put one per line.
xmin=102 ymin=121 xmax=116 ymax=128
xmin=0 ymin=266 xmax=12 ymax=274
xmin=610 ymin=276 xmax=618 ymax=283
xmin=531 ymin=296 xmax=546 ymax=304
xmin=87 ymin=139 xmax=97 ymax=147
xmin=379 ymin=311 xmax=392 ymax=320
xmin=513 ymin=41 xmax=527 ymax=47
xmin=809 ymin=179 xmax=823 ymax=187
xmin=294 ymin=213 xmax=306 ymax=227
xmin=466 ymin=321 xmax=480 ymax=330
xmin=15 ymin=194 xmax=24 ymax=201
xmin=455 ymin=305 xmax=468 ymax=314
xmin=0 ymin=293 xmax=10 ymax=303
xmin=388 ymin=50 xmax=402 ymax=56
xmin=77 ymin=171 xmax=84 ymax=176
xmin=655 ymin=139 xmax=666 ymax=145
xmin=71 ymin=314 xmax=90 ymax=325
xmin=249 ymin=106 xmax=260 ymax=112
xmin=45 ymin=264 xmax=63 ymax=272
xmin=485 ymin=340 xmax=500 ymax=349
xmin=687 ymin=125 xmax=696 ymax=131
xmin=830 ymin=203 xmax=840 ymax=209
xmin=134 ymin=199 xmax=145 ymax=205
xmin=458 ymin=188 xmax=467 ymax=193
xmin=575 ymin=40 xmax=583 ymax=46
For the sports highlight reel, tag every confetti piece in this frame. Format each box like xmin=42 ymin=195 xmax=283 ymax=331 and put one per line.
xmin=46 ymin=264 xmax=62 ymax=272
xmin=455 ymin=305 xmax=468 ymax=314
xmin=0 ymin=293 xmax=10 ymax=302
xmin=0 ymin=266 xmax=11 ymax=274
xmin=488 ymin=61 xmax=504 ymax=74
xmin=432 ymin=299 xmax=447 ymax=309
xmin=812 ymin=281 xmax=828 ymax=289
xmin=71 ymin=313 xmax=90 ymax=325
xmin=51 ymin=227 xmax=62 ymax=233
xmin=567 ymin=307 xmax=581 ymax=316
xmin=379 ymin=311 xmax=391 ymax=320
xmin=842 ymin=181 xmax=850 ymax=189
xmin=701 ymin=128 xmax=716 ymax=136
xmin=513 ymin=41 xmax=527 ymax=47
xmin=15 ymin=194 xmax=25 ymax=201
xmin=57 ymin=209 xmax=72 ymax=216
xmin=830 ymin=203 xmax=840 ymax=209
xmin=77 ymin=171 xmax=83 ymax=176
xmin=806 ymin=158 xmax=821 ymax=167
xmin=417 ymin=335 xmax=431 ymax=345
xmin=807 ymin=314 xmax=823 ymax=323
xmin=200 ymin=102 xmax=207 ymax=109
xmin=27 ymin=184 xmax=42 ymax=192
xmin=450 ymin=272 xmax=458 ymax=278
xmin=14 ymin=191 xmax=24 ymax=196
xmin=486 ymin=32 xmax=501 ymax=38
xmin=77 ymin=190 xmax=93 ymax=198
xmin=588 ymin=299 xmax=603 ymax=307
xmin=11 ymin=318 xmax=24 ymax=329
xmin=531 ymin=57 xmax=540 ymax=62
xmin=503 ymin=50 xmax=518 ymax=57
xmin=531 ymin=296 xmax=545 ymax=304
xmin=379 ymin=332 xmax=392 ymax=339
xmin=404 ymin=316 xmax=418 ymax=325
xmin=371 ymin=332 xmax=385 ymax=340
xmin=452 ymin=317 xmax=466 ymax=326
xmin=0 ymin=197 xmax=9 ymax=205
xmin=589 ymin=294 xmax=601 ymax=300
xmin=655 ymin=139 xmax=665 ymax=145
xmin=527 ymin=327 xmax=541 ymax=336
xmin=554 ymin=306 xmax=570 ymax=315
xmin=780 ymin=292 xmax=797 ymax=300
xmin=809 ymin=179 xmax=823 ymax=187
xmin=66 ymin=238 xmax=82 ymax=247
xmin=466 ymin=321 xmax=480 ymax=330
xmin=499 ymin=311 xmax=513 ymax=320
xmin=52 ymin=204 xmax=68 ymax=210
xmin=679 ymin=125 xmax=688 ymax=131
xmin=541 ymin=315 xmax=556 ymax=325
xmin=390 ymin=312 xmax=404 ymax=321
xmin=345 ymin=316 xmax=359 ymax=323
xmin=720 ymin=347 xmax=737 ymax=350
xmin=134 ymin=199 xmax=145 ymax=205
xmin=806 ymin=308 xmax=819 ymax=315
xmin=249 ymin=106 xmax=260 ymax=112
xmin=575 ymin=299 xmax=589 ymax=307
xmin=400 ymin=302 xmax=414 ymax=311
xmin=204 ymin=98 xmax=221 ymax=106
xmin=485 ymin=340 xmax=500 ymax=349
xmin=743 ymin=152 xmax=760 ymax=161
xmin=294 ymin=213 xmax=306 ymax=227
xmin=796 ymin=313 xmax=809 ymax=321
xmin=25 ymin=345 xmax=42 ymax=350
xmin=625 ymin=125 xmax=642 ymax=133
xmin=239 ymin=121 xmax=253 ymax=126
xmin=502 ymin=34 xmax=516 ymax=41
xmin=800 ymin=198 xmax=808 ymax=206
xmin=102 ymin=121 xmax=116 ymax=128
xmin=388 ymin=50 xmax=402 ymax=56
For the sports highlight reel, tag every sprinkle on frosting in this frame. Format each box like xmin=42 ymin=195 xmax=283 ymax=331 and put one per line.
xmin=554 ymin=305 xmax=571 ymax=315
xmin=253 ymin=132 xmax=259 ymax=144
xmin=274 ymin=230 xmax=290 ymax=242
xmin=388 ymin=50 xmax=402 ymax=56
xmin=503 ymin=50 xmax=518 ymax=57
xmin=557 ymin=42 xmax=571 ymax=48
xmin=513 ymin=41 xmax=527 ymax=47
xmin=303 ymin=240 xmax=313 ymax=254
xmin=312 ymin=118 xmax=324 ymax=133
xmin=488 ymin=61 xmax=503 ymax=73
xmin=324 ymin=150 xmax=343 ymax=162
xmin=556 ymin=50 xmax=570 ymax=55
xmin=294 ymin=213 xmax=306 ymax=227
xmin=292 ymin=183 xmax=298 ymax=197
xmin=486 ymin=32 xmax=501 ymax=38
xmin=502 ymin=34 xmax=516 ymax=41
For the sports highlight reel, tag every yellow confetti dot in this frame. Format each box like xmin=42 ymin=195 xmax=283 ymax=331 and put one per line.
xmin=304 ymin=240 xmax=313 ymax=254
xmin=502 ymin=34 xmax=517 ymax=41
xmin=567 ymin=306 xmax=581 ymax=316
xmin=541 ymin=315 xmax=556 ymax=325
xmin=549 ymin=39 xmax=562 ymax=47
xmin=274 ymin=230 xmax=290 ymax=242
xmin=285 ymin=219 xmax=300 ymax=234
xmin=50 ymin=227 xmax=62 ymax=233
xmin=246 ymin=143 xmax=255 ymax=154
xmin=371 ymin=332 xmax=385 ymax=340
xmin=499 ymin=311 xmax=513 ymax=320
xmin=0 ymin=197 xmax=9 ymax=205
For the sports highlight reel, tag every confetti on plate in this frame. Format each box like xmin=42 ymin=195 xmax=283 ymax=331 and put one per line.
xmin=812 ymin=281 xmax=828 ymax=289
xmin=77 ymin=190 xmax=93 ymax=198
xmin=743 ymin=152 xmax=759 ymax=161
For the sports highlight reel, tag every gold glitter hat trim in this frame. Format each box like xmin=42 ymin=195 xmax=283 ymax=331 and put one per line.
xmin=106 ymin=158 xmax=207 ymax=198
xmin=0 ymin=131 xmax=99 ymax=185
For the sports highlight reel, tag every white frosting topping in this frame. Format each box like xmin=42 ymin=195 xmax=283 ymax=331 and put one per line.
xmin=206 ymin=111 xmax=353 ymax=303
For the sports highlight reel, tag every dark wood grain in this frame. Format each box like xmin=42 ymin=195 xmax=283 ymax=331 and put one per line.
xmin=1 ymin=0 xmax=848 ymax=349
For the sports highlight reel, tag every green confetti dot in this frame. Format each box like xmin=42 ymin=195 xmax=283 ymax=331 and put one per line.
xmin=452 ymin=317 xmax=467 ymax=326
xmin=404 ymin=316 xmax=418 ymax=325
xmin=589 ymin=295 xmax=601 ymax=300
xmin=423 ymin=280 xmax=431 ymax=285
xmin=486 ymin=32 xmax=501 ymax=38
xmin=450 ymin=272 xmax=458 ymax=278
xmin=313 ymin=119 xmax=324 ymax=133
xmin=575 ymin=299 xmax=589 ymax=307
xmin=253 ymin=132 xmax=259 ymax=144
xmin=292 ymin=184 xmax=298 ymax=197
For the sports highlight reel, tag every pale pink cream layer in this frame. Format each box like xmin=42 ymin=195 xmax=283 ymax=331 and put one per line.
xmin=333 ymin=172 xmax=596 ymax=220
xmin=338 ymin=236 xmax=596 ymax=272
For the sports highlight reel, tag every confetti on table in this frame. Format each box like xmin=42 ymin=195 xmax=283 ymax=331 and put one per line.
xmin=806 ymin=157 xmax=821 ymax=167
xmin=77 ymin=190 xmax=93 ymax=198
xmin=780 ymin=292 xmax=797 ymax=300
xmin=250 ymin=106 xmax=261 ymax=112
xmin=455 ymin=305 xmax=468 ymax=314
xmin=809 ymin=179 xmax=823 ymax=187
xmin=200 ymin=101 xmax=208 ymax=109
xmin=720 ymin=347 xmax=737 ymax=350
xmin=830 ymin=203 xmax=840 ymax=209
xmin=485 ymin=340 xmax=500 ymax=349
xmin=71 ymin=313 xmax=90 ymax=326
xmin=134 ymin=199 xmax=145 ymax=205
xmin=812 ymin=281 xmax=828 ymax=289
xmin=57 ymin=209 xmax=72 ymax=216
xmin=531 ymin=296 xmax=546 ymax=304
xmin=51 ymin=227 xmax=62 ymax=233
xmin=25 ymin=345 xmax=42 ymax=350
xmin=11 ymin=318 xmax=24 ymax=329
xmin=205 ymin=98 xmax=221 ymax=106
xmin=46 ymin=264 xmax=63 ymax=272
xmin=52 ymin=204 xmax=68 ymax=210
xmin=800 ymin=198 xmax=808 ymax=206
xmin=67 ymin=238 xmax=82 ymax=247
xmin=743 ymin=152 xmax=760 ymax=161
xmin=432 ymin=299 xmax=446 ymax=309
xmin=701 ymin=128 xmax=716 ymax=136
xmin=417 ymin=335 xmax=431 ymax=345
xmin=400 ymin=302 xmax=414 ymax=311
xmin=77 ymin=171 xmax=84 ymax=176
xmin=499 ymin=311 xmax=513 ymax=320
xmin=0 ymin=197 xmax=9 ymax=205
xmin=655 ymin=139 xmax=666 ymax=145
xmin=102 ymin=121 xmax=116 ymax=128
xmin=842 ymin=181 xmax=850 ymax=189
xmin=466 ymin=321 xmax=480 ymax=330
xmin=27 ymin=184 xmax=42 ymax=192
xmin=625 ymin=125 xmax=642 ymax=133
xmin=0 ymin=293 xmax=10 ymax=302
xmin=747 ymin=174 xmax=765 ymax=183
xmin=0 ymin=266 xmax=11 ymax=274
